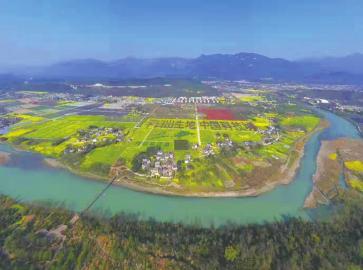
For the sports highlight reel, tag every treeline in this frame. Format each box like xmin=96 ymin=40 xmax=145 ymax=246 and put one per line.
xmin=0 ymin=190 xmax=362 ymax=270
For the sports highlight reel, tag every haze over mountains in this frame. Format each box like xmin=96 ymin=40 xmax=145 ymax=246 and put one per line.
xmin=3 ymin=52 xmax=363 ymax=84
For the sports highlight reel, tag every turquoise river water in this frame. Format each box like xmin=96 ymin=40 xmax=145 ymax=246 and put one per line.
xmin=0 ymin=109 xmax=360 ymax=226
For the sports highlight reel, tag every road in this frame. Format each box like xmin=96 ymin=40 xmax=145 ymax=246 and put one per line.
xmin=195 ymin=103 xmax=201 ymax=146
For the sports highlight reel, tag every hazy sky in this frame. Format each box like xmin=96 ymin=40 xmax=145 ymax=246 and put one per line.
xmin=1 ymin=0 xmax=363 ymax=65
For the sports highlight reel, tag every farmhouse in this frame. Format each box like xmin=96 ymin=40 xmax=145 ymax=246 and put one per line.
xmin=142 ymin=151 xmax=178 ymax=178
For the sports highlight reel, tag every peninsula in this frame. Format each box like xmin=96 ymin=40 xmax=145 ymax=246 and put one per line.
xmin=1 ymin=87 xmax=322 ymax=197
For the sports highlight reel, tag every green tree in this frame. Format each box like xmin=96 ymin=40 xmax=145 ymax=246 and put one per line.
xmin=224 ymin=245 xmax=239 ymax=262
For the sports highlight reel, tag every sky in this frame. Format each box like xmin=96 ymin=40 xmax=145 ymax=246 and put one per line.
xmin=0 ymin=0 xmax=363 ymax=66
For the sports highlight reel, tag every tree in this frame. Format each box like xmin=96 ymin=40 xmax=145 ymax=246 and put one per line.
xmin=224 ymin=245 xmax=239 ymax=262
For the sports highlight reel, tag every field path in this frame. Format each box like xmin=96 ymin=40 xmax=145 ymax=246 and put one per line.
xmin=195 ymin=104 xmax=202 ymax=146
xmin=138 ymin=127 xmax=154 ymax=148
xmin=135 ymin=106 xmax=158 ymax=128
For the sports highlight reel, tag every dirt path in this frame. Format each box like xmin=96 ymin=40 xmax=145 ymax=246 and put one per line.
xmin=138 ymin=127 xmax=154 ymax=148
xmin=195 ymin=103 xmax=201 ymax=146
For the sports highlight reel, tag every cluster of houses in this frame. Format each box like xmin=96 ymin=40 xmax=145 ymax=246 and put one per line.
xmin=216 ymin=136 xmax=234 ymax=150
xmin=0 ymin=116 xmax=20 ymax=129
xmin=259 ymin=126 xmax=280 ymax=145
xmin=303 ymin=97 xmax=330 ymax=105
xmin=304 ymin=96 xmax=363 ymax=113
xmin=184 ymin=154 xmax=192 ymax=164
xmin=202 ymin=134 xmax=235 ymax=155
xmin=157 ymin=96 xmax=224 ymax=105
xmin=141 ymin=151 xmax=199 ymax=178
xmin=142 ymin=151 xmax=178 ymax=178
xmin=172 ymin=96 xmax=220 ymax=104
xmin=65 ymin=127 xmax=124 ymax=154
xmin=203 ymin=144 xmax=215 ymax=156
xmin=102 ymin=96 xmax=147 ymax=109
xmin=243 ymin=141 xmax=259 ymax=150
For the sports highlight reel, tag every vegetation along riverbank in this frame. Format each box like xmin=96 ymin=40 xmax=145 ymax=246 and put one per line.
xmin=0 ymin=189 xmax=362 ymax=270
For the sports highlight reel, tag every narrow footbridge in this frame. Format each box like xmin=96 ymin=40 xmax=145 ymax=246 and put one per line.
xmin=81 ymin=176 xmax=117 ymax=215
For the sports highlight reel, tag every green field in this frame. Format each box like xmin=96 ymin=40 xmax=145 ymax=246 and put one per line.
xmin=81 ymin=143 xmax=128 ymax=171
xmin=280 ymin=115 xmax=320 ymax=131
xmin=7 ymin=115 xmax=134 ymax=140
xmin=1 ymin=95 xmax=322 ymax=194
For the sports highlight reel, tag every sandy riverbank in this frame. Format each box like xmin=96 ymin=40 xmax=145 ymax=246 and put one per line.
xmin=304 ymin=140 xmax=340 ymax=208
xmin=304 ymin=137 xmax=363 ymax=208
xmin=43 ymin=120 xmax=328 ymax=198
xmin=0 ymin=151 xmax=10 ymax=165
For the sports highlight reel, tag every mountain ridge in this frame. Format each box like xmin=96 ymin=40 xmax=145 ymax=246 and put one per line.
xmin=4 ymin=52 xmax=363 ymax=84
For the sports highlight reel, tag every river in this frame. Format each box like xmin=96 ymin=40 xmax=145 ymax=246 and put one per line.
xmin=0 ymin=109 xmax=360 ymax=226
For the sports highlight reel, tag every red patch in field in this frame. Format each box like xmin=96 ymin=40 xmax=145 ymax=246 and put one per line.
xmin=199 ymin=107 xmax=235 ymax=120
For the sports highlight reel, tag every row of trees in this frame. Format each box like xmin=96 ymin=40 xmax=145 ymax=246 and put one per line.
xmin=0 ymin=190 xmax=362 ymax=270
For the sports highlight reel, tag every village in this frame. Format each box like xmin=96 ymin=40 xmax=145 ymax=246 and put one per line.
xmin=64 ymin=127 xmax=124 ymax=154
xmin=141 ymin=150 xmax=178 ymax=178
xmin=0 ymin=115 xmax=21 ymax=132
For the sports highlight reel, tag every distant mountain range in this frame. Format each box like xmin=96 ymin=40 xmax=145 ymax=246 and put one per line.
xmin=300 ymin=53 xmax=363 ymax=74
xmin=3 ymin=52 xmax=363 ymax=84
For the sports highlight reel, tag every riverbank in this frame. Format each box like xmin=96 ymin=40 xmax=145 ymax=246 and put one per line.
xmin=304 ymin=137 xmax=363 ymax=208
xmin=43 ymin=120 xmax=329 ymax=198
xmin=44 ymin=158 xmax=109 ymax=182
xmin=304 ymin=140 xmax=341 ymax=208
xmin=0 ymin=151 xmax=10 ymax=165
